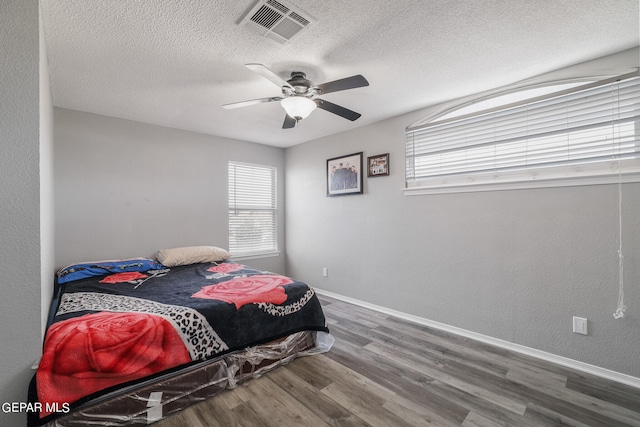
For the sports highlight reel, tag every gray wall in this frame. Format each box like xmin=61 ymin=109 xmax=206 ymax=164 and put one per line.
xmin=54 ymin=108 xmax=286 ymax=274
xmin=285 ymin=50 xmax=640 ymax=377
xmin=40 ymin=1 xmax=56 ymax=337
xmin=0 ymin=1 xmax=53 ymax=425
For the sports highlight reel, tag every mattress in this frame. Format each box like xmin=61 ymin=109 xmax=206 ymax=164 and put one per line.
xmin=33 ymin=330 xmax=332 ymax=426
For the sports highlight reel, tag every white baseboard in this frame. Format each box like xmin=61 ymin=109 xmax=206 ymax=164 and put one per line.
xmin=315 ymin=288 xmax=640 ymax=390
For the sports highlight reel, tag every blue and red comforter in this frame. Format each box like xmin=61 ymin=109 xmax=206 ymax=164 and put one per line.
xmin=33 ymin=261 xmax=328 ymax=421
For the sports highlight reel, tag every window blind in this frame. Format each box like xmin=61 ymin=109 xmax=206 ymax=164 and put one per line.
xmin=405 ymin=72 xmax=640 ymax=191
xmin=228 ymin=161 xmax=278 ymax=256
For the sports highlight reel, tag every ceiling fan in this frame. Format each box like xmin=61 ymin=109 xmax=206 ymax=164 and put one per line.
xmin=223 ymin=64 xmax=369 ymax=129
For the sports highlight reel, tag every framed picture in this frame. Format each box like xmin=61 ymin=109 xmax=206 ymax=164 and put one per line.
xmin=367 ymin=153 xmax=389 ymax=177
xmin=327 ymin=152 xmax=363 ymax=196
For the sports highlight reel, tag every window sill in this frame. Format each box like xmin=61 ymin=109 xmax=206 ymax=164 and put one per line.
xmin=230 ymin=251 xmax=281 ymax=261
xmin=404 ymin=171 xmax=640 ymax=196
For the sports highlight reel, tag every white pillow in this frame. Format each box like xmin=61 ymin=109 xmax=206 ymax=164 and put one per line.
xmin=155 ymin=246 xmax=230 ymax=267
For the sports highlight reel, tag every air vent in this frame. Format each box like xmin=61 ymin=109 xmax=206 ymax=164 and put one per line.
xmin=240 ymin=0 xmax=315 ymax=44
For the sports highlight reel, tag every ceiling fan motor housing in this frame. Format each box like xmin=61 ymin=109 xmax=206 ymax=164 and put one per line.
xmin=284 ymin=72 xmax=316 ymax=96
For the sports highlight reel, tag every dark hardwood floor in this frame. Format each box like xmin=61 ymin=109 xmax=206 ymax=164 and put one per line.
xmin=154 ymin=294 xmax=640 ymax=426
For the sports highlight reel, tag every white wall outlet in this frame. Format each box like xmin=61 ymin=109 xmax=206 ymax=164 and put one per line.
xmin=322 ymin=267 xmax=328 ymax=277
xmin=573 ymin=316 xmax=588 ymax=335
xmin=31 ymin=357 xmax=41 ymax=370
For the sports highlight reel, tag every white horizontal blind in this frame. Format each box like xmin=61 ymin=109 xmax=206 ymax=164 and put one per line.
xmin=406 ymin=73 xmax=640 ymax=190
xmin=228 ymin=161 xmax=278 ymax=256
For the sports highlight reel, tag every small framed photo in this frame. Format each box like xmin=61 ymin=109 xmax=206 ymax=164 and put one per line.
xmin=327 ymin=152 xmax=363 ymax=196
xmin=367 ymin=153 xmax=389 ymax=177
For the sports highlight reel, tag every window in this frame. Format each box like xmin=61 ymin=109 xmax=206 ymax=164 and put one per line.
xmin=405 ymin=72 xmax=640 ymax=194
xmin=228 ymin=161 xmax=278 ymax=257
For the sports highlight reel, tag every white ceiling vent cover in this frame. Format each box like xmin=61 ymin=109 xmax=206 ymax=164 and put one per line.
xmin=240 ymin=0 xmax=315 ymax=44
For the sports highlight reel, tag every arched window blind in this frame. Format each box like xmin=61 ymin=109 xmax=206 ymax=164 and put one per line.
xmin=228 ymin=161 xmax=278 ymax=257
xmin=405 ymin=71 xmax=640 ymax=193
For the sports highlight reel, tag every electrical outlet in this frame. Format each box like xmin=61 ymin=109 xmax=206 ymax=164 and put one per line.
xmin=322 ymin=267 xmax=328 ymax=277
xmin=31 ymin=357 xmax=41 ymax=370
xmin=573 ymin=316 xmax=588 ymax=335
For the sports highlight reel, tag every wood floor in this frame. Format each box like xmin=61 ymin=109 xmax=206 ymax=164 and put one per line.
xmin=154 ymin=294 xmax=640 ymax=427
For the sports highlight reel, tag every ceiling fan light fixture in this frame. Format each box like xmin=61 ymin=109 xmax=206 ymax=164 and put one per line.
xmin=280 ymin=96 xmax=316 ymax=120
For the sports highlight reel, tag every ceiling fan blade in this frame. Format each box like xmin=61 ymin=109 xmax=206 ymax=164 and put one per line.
xmin=246 ymin=63 xmax=292 ymax=89
xmin=222 ymin=96 xmax=282 ymax=109
xmin=316 ymin=75 xmax=369 ymax=95
xmin=314 ymin=99 xmax=362 ymax=121
xmin=283 ymin=114 xmax=297 ymax=129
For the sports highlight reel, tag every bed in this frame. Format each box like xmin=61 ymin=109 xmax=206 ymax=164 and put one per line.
xmin=28 ymin=246 xmax=332 ymax=426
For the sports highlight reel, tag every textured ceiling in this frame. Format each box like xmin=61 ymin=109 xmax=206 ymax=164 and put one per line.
xmin=40 ymin=0 xmax=639 ymax=148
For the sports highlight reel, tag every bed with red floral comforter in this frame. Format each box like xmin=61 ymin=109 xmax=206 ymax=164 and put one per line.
xmin=30 ymin=261 xmax=328 ymax=425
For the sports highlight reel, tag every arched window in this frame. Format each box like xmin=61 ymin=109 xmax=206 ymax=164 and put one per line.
xmin=405 ymin=71 xmax=640 ymax=194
